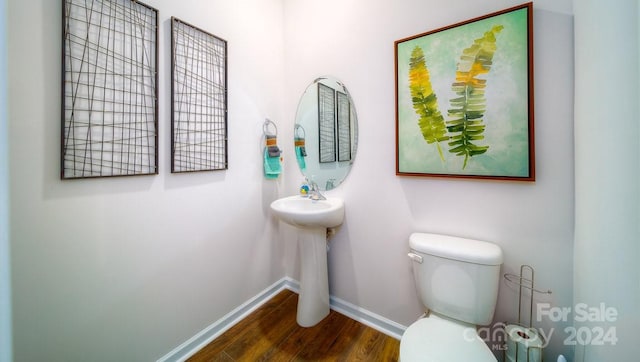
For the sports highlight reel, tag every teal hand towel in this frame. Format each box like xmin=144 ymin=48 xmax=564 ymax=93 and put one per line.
xmin=295 ymin=146 xmax=306 ymax=171
xmin=294 ymin=136 xmax=306 ymax=171
xmin=264 ymin=147 xmax=281 ymax=179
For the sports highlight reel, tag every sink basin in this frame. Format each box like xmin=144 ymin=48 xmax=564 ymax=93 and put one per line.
xmin=270 ymin=195 xmax=344 ymax=229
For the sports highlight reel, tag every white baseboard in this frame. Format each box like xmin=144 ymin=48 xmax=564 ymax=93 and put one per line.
xmin=156 ymin=277 xmax=406 ymax=362
xmin=329 ymin=294 xmax=406 ymax=340
xmin=156 ymin=278 xmax=292 ymax=362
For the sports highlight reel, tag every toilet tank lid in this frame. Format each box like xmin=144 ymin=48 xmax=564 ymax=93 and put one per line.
xmin=409 ymin=233 xmax=503 ymax=265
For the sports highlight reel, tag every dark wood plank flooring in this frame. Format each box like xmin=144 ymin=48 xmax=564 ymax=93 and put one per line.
xmin=187 ymin=289 xmax=400 ymax=361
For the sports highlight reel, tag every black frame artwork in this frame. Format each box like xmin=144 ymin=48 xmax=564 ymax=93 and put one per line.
xmin=336 ymin=90 xmax=351 ymax=162
xmin=318 ymin=82 xmax=336 ymax=163
xmin=171 ymin=17 xmax=228 ymax=173
xmin=61 ymin=0 xmax=159 ymax=179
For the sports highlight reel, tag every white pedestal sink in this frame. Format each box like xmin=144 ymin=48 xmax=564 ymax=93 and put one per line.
xmin=270 ymin=195 xmax=344 ymax=327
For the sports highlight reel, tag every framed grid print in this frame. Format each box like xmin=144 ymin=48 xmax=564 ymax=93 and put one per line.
xmin=171 ymin=17 xmax=228 ymax=173
xmin=62 ymin=0 xmax=159 ymax=179
xmin=336 ymin=90 xmax=351 ymax=162
xmin=318 ymin=82 xmax=336 ymax=163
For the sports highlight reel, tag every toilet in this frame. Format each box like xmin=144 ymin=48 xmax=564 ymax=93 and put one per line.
xmin=400 ymin=232 xmax=503 ymax=361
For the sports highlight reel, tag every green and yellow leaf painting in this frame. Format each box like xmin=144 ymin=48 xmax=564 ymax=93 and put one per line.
xmin=447 ymin=25 xmax=503 ymax=169
xmin=409 ymin=46 xmax=448 ymax=161
xmin=397 ymin=6 xmax=530 ymax=177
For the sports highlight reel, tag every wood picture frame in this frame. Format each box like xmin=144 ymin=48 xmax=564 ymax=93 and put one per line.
xmin=395 ymin=3 xmax=534 ymax=181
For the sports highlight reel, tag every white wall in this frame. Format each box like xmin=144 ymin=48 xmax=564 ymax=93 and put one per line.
xmin=282 ymin=0 xmax=575 ymax=360
xmin=8 ymin=0 xmax=286 ymax=361
xmin=574 ymin=0 xmax=640 ymax=360
xmin=7 ymin=0 xmax=592 ymax=361
xmin=0 ymin=0 xmax=12 ymax=360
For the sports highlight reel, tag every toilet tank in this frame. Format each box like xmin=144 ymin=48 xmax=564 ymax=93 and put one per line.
xmin=408 ymin=233 xmax=503 ymax=326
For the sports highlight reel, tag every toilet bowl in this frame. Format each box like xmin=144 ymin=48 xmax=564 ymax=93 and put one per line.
xmin=400 ymin=314 xmax=496 ymax=361
xmin=400 ymin=232 xmax=503 ymax=362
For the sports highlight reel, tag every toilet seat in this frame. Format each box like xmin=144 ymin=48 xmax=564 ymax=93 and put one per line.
xmin=400 ymin=314 xmax=497 ymax=362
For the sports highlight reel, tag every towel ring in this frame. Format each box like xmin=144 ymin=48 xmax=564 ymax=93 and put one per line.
xmin=263 ymin=119 xmax=277 ymax=137
xmin=294 ymin=124 xmax=305 ymax=139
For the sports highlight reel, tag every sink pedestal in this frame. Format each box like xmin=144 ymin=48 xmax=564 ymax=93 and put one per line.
xmin=297 ymin=227 xmax=330 ymax=327
xmin=269 ymin=195 xmax=344 ymax=327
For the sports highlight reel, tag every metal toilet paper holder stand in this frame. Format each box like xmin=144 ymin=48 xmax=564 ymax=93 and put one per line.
xmin=503 ymin=265 xmax=552 ymax=361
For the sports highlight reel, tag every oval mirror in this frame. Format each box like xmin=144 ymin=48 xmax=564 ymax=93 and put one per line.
xmin=294 ymin=77 xmax=358 ymax=190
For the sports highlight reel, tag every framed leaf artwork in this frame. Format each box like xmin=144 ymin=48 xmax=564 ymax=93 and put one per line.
xmin=395 ymin=2 xmax=534 ymax=181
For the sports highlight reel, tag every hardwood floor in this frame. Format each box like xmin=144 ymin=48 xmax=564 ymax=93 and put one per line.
xmin=187 ymin=289 xmax=400 ymax=361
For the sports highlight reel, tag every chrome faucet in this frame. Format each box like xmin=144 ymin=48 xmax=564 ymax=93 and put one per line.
xmin=308 ymin=179 xmax=326 ymax=200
